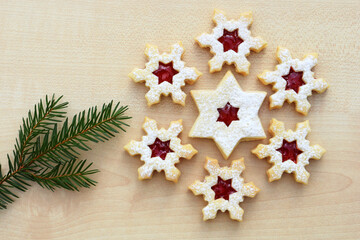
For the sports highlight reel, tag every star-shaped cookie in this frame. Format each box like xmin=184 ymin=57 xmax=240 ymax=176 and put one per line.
xmin=196 ymin=9 xmax=267 ymax=75
xmin=189 ymin=71 xmax=266 ymax=159
xmin=124 ymin=117 xmax=197 ymax=182
xmin=252 ymin=119 xmax=326 ymax=184
xmin=129 ymin=42 xmax=202 ymax=106
xmin=258 ymin=47 xmax=329 ymax=115
xmin=189 ymin=157 xmax=259 ymax=221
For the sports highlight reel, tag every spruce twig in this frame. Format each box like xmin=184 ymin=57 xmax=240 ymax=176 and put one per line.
xmin=0 ymin=95 xmax=131 ymax=209
xmin=30 ymin=159 xmax=99 ymax=191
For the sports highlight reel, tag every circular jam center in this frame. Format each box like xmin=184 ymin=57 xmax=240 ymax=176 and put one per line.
xmin=217 ymin=29 xmax=243 ymax=52
xmin=276 ymin=140 xmax=303 ymax=164
xmin=211 ymin=176 xmax=237 ymax=200
xmin=282 ymin=67 xmax=305 ymax=93
xmin=152 ymin=62 xmax=179 ymax=84
xmin=217 ymin=102 xmax=239 ymax=127
xmin=148 ymin=138 xmax=174 ymax=160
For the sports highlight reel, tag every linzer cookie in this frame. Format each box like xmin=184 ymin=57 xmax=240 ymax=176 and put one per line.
xmin=129 ymin=42 xmax=202 ymax=106
xmin=124 ymin=117 xmax=197 ymax=182
xmin=189 ymin=71 xmax=266 ymax=159
xmin=252 ymin=119 xmax=325 ymax=184
xmin=189 ymin=157 xmax=259 ymax=221
xmin=196 ymin=9 xmax=267 ymax=75
xmin=258 ymin=47 xmax=329 ymax=115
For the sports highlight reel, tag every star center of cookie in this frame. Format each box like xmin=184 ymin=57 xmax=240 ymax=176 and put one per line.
xmin=217 ymin=102 xmax=239 ymax=127
xmin=211 ymin=176 xmax=237 ymax=200
xmin=148 ymin=138 xmax=174 ymax=160
xmin=217 ymin=29 xmax=243 ymax=53
xmin=152 ymin=62 xmax=179 ymax=84
xmin=282 ymin=67 xmax=305 ymax=93
xmin=276 ymin=140 xmax=303 ymax=164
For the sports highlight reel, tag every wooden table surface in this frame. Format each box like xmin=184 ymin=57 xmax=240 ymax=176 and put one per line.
xmin=0 ymin=0 xmax=359 ymax=239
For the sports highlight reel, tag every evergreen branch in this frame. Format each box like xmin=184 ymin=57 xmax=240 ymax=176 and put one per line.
xmin=0 ymin=95 xmax=68 ymax=209
xmin=18 ymin=95 xmax=68 ymax=164
xmin=29 ymin=159 xmax=99 ymax=191
xmin=0 ymin=166 xmax=32 ymax=209
xmin=27 ymin=101 xmax=130 ymax=166
xmin=0 ymin=95 xmax=131 ymax=209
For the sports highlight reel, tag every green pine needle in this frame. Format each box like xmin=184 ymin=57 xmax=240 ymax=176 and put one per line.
xmin=0 ymin=95 xmax=131 ymax=209
xmin=30 ymin=159 xmax=100 ymax=192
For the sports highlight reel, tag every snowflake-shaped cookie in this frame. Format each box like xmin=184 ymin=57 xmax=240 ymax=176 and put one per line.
xmin=196 ymin=9 xmax=267 ymax=75
xmin=124 ymin=117 xmax=197 ymax=182
xmin=258 ymin=47 xmax=329 ymax=115
xmin=252 ymin=119 xmax=326 ymax=184
xmin=189 ymin=71 xmax=266 ymax=159
xmin=129 ymin=42 xmax=202 ymax=106
xmin=189 ymin=157 xmax=259 ymax=221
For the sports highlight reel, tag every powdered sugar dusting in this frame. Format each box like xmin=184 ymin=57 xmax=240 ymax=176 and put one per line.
xmin=252 ymin=119 xmax=326 ymax=184
xmin=129 ymin=42 xmax=202 ymax=106
xmin=258 ymin=47 xmax=329 ymax=115
xmin=196 ymin=9 xmax=267 ymax=75
xmin=189 ymin=71 xmax=266 ymax=159
xmin=189 ymin=157 xmax=259 ymax=221
xmin=124 ymin=117 xmax=197 ymax=182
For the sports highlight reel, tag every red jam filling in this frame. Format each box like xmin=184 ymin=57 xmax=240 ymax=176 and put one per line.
xmin=152 ymin=62 xmax=179 ymax=84
xmin=217 ymin=102 xmax=239 ymax=127
xmin=211 ymin=176 xmax=237 ymax=200
xmin=148 ymin=138 xmax=174 ymax=160
xmin=217 ymin=29 xmax=243 ymax=52
xmin=282 ymin=67 xmax=305 ymax=93
xmin=276 ymin=140 xmax=303 ymax=164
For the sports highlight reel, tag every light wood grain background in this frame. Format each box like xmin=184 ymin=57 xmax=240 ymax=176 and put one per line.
xmin=0 ymin=0 xmax=359 ymax=239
